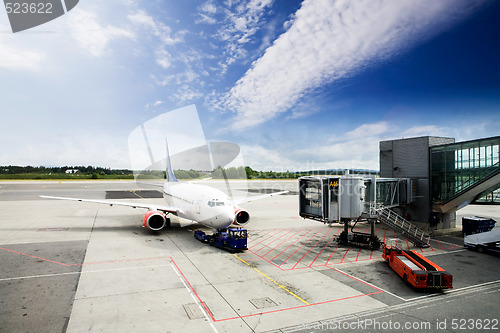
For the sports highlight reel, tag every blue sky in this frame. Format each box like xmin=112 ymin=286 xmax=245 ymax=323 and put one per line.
xmin=0 ymin=0 xmax=499 ymax=171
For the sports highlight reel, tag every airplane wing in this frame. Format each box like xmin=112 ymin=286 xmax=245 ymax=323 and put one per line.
xmin=39 ymin=195 xmax=180 ymax=215
xmin=233 ymin=191 xmax=289 ymax=204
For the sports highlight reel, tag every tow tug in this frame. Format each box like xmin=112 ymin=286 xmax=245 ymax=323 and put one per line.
xmin=194 ymin=227 xmax=248 ymax=252
xmin=383 ymin=241 xmax=453 ymax=289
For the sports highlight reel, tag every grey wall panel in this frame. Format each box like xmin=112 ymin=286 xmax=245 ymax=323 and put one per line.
xmin=392 ymin=137 xmax=429 ymax=178
xmin=380 ymin=140 xmax=393 ymax=152
xmin=428 ymin=137 xmax=455 ymax=147
xmin=380 ymin=151 xmax=393 ymax=177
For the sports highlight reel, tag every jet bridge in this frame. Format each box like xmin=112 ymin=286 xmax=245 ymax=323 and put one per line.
xmin=299 ymin=176 xmax=430 ymax=248
xmin=298 ymin=176 xmax=365 ymax=223
xmin=299 ymin=176 xmax=415 ymax=223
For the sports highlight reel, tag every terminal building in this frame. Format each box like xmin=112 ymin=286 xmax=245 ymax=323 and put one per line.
xmin=298 ymin=135 xmax=499 ymax=237
xmin=380 ymin=136 xmax=500 ymax=230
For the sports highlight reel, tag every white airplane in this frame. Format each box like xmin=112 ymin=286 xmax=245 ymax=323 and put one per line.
xmin=40 ymin=145 xmax=287 ymax=232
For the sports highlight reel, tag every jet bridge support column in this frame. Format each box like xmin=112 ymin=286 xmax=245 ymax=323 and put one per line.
xmin=337 ymin=217 xmax=381 ymax=250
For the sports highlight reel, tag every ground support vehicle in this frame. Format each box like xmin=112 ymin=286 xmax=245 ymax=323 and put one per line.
xmin=464 ymin=229 xmax=500 ymax=254
xmin=382 ymin=244 xmax=453 ymax=289
xmin=462 ymin=216 xmax=496 ymax=236
xmin=194 ymin=227 xmax=248 ymax=252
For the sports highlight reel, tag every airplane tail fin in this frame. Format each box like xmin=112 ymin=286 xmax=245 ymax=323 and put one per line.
xmin=165 ymin=138 xmax=178 ymax=183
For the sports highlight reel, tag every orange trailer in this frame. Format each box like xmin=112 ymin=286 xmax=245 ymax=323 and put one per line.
xmin=383 ymin=245 xmax=453 ymax=289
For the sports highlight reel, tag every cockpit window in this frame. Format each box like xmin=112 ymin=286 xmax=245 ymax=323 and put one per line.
xmin=208 ymin=200 xmax=225 ymax=207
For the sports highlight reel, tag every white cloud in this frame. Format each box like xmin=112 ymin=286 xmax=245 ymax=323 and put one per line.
xmin=346 ymin=122 xmax=390 ymax=139
xmin=197 ymin=0 xmax=274 ymax=67
xmin=144 ymin=100 xmax=163 ymax=110
xmin=1 ymin=133 xmax=130 ymax=168
xmin=221 ymin=0 xmax=487 ymax=130
xmin=128 ymin=10 xmax=184 ymax=45
xmin=170 ymin=85 xmax=204 ymax=103
xmin=155 ymin=49 xmax=172 ymax=69
xmin=0 ymin=35 xmax=44 ymax=71
xmin=202 ymin=2 xmax=217 ymax=15
xmin=151 ymin=74 xmax=174 ymax=87
xmin=403 ymin=125 xmax=444 ymax=137
xmin=128 ymin=9 xmax=189 ymax=75
xmin=197 ymin=13 xmax=218 ymax=25
xmin=197 ymin=1 xmax=218 ymax=24
xmin=241 ymin=121 xmax=393 ymax=171
xmin=70 ymin=10 xmax=135 ymax=57
xmin=240 ymin=144 xmax=297 ymax=172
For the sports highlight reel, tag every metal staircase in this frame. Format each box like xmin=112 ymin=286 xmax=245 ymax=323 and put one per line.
xmin=376 ymin=207 xmax=430 ymax=248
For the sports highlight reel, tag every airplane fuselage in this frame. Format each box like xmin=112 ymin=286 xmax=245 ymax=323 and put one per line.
xmin=163 ymin=182 xmax=235 ymax=229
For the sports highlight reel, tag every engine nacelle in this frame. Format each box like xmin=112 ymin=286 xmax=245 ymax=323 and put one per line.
xmin=143 ymin=210 xmax=168 ymax=231
xmin=233 ymin=207 xmax=250 ymax=226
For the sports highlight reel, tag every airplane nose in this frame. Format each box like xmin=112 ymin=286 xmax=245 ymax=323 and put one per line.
xmin=212 ymin=207 xmax=234 ymax=229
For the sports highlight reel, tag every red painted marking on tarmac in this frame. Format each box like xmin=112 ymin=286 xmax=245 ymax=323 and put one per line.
xmin=355 ymin=248 xmax=362 ymax=261
xmin=0 ymin=247 xmax=70 ymax=266
xmin=280 ymin=229 xmax=324 ymax=268
xmin=170 ymin=257 xmax=216 ymax=322
xmin=253 ymin=229 xmax=290 ymax=253
xmin=339 ymin=248 xmax=350 ymax=264
xmin=308 ymin=228 xmax=341 ymax=267
xmin=249 ymin=229 xmax=282 ymax=249
xmin=291 ymin=228 xmax=332 ymax=269
xmin=247 ymin=228 xmax=275 ymax=245
xmin=215 ymin=291 xmax=383 ymax=322
xmin=207 ymin=264 xmax=383 ymax=322
xmin=383 ymin=229 xmax=387 ymax=244
xmin=405 ymin=238 xmax=410 ymax=250
xmin=262 ymin=228 xmax=303 ymax=257
xmin=325 ymin=242 xmax=340 ymax=266
xmin=337 ymin=257 xmax=375 ymax=265
xmin=170 ymin=252 xmax=387 ymax=322
xmin=0 ymin=230 xmax=388 ymax=324
xmin=270 ymin=229 xmax=312 ymax=262
xmin=249 ymin=248 xmax=286 ymax=271
xmin=0 ymin=247 xmax=175 ymax=267
xmin=436 ymin=241 xmax=445 ymax=250
xmin=434 ymin=239 xmax=462 ymax=249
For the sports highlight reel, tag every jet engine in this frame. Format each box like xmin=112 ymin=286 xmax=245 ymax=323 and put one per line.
xmin=143 ymin=210 xmax=169 ymax=231
xmin=233 ymin=207 xmax=250 ymax=226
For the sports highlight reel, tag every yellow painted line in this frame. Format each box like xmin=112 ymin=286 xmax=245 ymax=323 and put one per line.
xmin=130 ymin=190 xmax=145 ymax=200
xmin=234 ymin=254 xmax=309 ymax=305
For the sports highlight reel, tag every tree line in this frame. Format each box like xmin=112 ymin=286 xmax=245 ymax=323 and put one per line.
xmin=0 ymin=165 xmax=378 ymax=180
